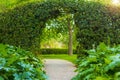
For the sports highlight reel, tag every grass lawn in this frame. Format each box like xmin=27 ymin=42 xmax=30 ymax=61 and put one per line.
xmin=39 ymin=54 xmax=77 ymax=64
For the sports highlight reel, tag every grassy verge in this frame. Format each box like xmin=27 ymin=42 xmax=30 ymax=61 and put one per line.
xmin=39 ymin=54 xmax=77 ymax=64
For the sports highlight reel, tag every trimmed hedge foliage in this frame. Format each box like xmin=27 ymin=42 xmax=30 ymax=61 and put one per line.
xmin=75 ymin=0 xmax=120 ymax=49
xmin=40 ymin=48 xmax=76 ymax=54
xmin=0 ymin=1 xmax=50 ymax=51
xmin=0 ymin=0 xmax=76 ymax=51
xmin=0 ymin=0 xmax=120 ymax=52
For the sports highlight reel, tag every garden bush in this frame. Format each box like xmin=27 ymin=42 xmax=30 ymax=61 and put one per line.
xmin=40 ymin=48 xmax=76 ymax=54
xmin=0 ymin=0 xmax=72 ymax=51
xmin=75 ymin=0 xmax=120 ymax=49
xmin=0 ymin=44 xmax=47 ymax=80
xmin=72 ymin=43 xmax=120 ymax=80
xmin=0 ymin=0 xmax=120 ymax=54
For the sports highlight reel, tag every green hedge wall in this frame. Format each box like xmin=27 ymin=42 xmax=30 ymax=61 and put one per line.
xmin=0 ymin=1 xmax=61 ymax=51
xmin=0 ymin=0 xmax=120 ymax=52
xmin=40 ymin=48 xmax=76 ymax=54
xmin=0 ymin=2 xmax=44 ymax=51
xmin=75 ymin=1 xmax=120 ymax=49
xmin=0 ymin=0 xmax=76 ymax=51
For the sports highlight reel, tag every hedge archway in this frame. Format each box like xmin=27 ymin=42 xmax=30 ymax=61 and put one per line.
xmin=0 ymin=0 xmax=120 ymax=52
xmin=0 ymin=0 xmax=77 ymax=51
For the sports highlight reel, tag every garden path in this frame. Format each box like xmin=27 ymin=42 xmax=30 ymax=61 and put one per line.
xmin=44 ymin=59 xmax=77 ymax=80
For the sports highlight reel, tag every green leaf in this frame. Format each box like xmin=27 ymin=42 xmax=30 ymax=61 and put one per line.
xmin=0 ymin=76 xmax=4 ymax=80
xmin=97 ymin=42 xmax=107 ymax=52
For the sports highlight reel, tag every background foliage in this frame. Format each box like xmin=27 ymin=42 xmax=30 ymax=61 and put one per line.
xmin=40 ymin=17 xmax=77 ymax=49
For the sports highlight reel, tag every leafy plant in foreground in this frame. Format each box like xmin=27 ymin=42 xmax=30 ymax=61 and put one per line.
xmin=0 ymin=44 xmax=47 ymax=80
xmin=73 ymin=43 xmax=120 ymax=80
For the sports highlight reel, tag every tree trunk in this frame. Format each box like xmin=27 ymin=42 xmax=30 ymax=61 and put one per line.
xmin=67 ymin=18 xmax=73 ymax=56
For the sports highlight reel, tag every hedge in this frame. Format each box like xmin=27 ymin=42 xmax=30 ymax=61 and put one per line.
xmin=75 ymin=0 xmax=120 ymax=49
xmin=0 ymin=0 xmax=120 ymax=53
xmin=40 ymin=48 xmax=76 ymax=54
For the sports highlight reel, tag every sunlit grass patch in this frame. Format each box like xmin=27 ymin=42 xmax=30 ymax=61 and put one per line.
xmin=39 ymin=54 xmax=77 ymax=64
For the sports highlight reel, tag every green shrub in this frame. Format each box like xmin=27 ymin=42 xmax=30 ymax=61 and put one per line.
xmin=75 ymin=1 xmax=120 ymax=49
xmin=0 ymin=44 xmax=47 ymax=80
xmin=0 ymin=0 xmax=120 ymax=53
xmin=40 ymin=48 xmax=76 ymax=54
xmin=0 ymin=0 xmax=70 ymax=51
xmin=72 ymin=43 xmax=120 ymax=80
